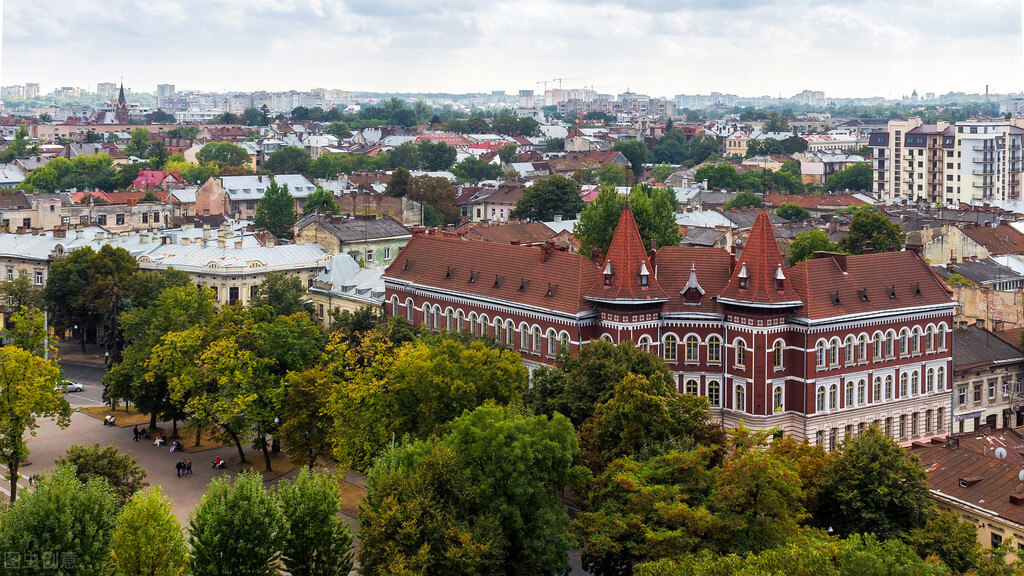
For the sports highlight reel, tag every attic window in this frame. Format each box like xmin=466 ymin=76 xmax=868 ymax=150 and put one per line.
xmin=959 ymin=476 xmax=983 ymax=488
xmin=638 ymin=261 xmax=650 ymax=287
xmin=518 ymin=278 xmax=530 ymax=292
xmin=737 ymin=263 xmax=749 ymax=289
xmin=603 ymin=261 xmax=615 ymax=286
xmin=468 ymin=270 xmax=477 ymax=284
xmin=774 ymin=264 xmax=786 ymax=291
xmin=829 ymin=291 xmax=841 ymax=305
xmin=886 ymin=285 xmax=896 ymax=299
xmin=913 ymin=282 xmax=922 ymax=296
xmin=545 ymin=282 xmax=557 ymax=298
xmin=857 ymin=289 xmax=869 ymax=302
xmin=402 ymin=259 xmax=410 ymax=271
xmin=493 ymin=275 xmax=503 ymax=288
xmin=445 ymin=266 xmax=453 ymax=279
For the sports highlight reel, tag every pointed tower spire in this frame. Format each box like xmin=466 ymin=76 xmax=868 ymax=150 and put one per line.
xmin=586 ymin=203 xmax=667 ymax=303
xmin=717 ymin=211 xmax=802 ymax=307
xmin=115 ymin=81 xmax=129 ymax=125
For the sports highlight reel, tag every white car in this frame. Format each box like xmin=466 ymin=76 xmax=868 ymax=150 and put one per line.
xmin=55 ymin=381 xmax=84 ymax=393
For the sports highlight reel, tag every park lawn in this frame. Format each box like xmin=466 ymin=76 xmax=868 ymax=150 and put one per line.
xmin=225 ymin=450 xmax=300 ymax=482
xmin=78 ymin=405 xmax=150 ymax=427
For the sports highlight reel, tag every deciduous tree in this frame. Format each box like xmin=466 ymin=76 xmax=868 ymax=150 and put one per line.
xmin=417 ymin=140 xmax=457 ymax=172
xmin=254 ymin=179 xmax=297 ymax=238
xmin=55 ymin=442 xmax=148 ymax=507
xmin=776 ymin=202 xmax=811 ymax=222
xmin=251 ymin=271 xmax=313 ymax=317
xmin=384 ymin=166 xmax=410 ymax=197
xmin=111 ymin=487 xmax=188 ymax=576
xmin=510 ymin=174 xmax=583 ymax=222
xmin=301 ymin=187 xmax=341 ymax=216
xmin=265 ymin=146 xmax=312 ymax=175
xmin=196 ymin=141 xmax=250 ymax=168
xmin=788 ymin=229 xmax=838 ymax=266
xmin=612 ymin=140 xmax=649 ymax=180
xmin=278 ymin=467 xmax=355 ymax=576
xmin=837 ymin=209 xmax=905 ymax=255
xmin=406 ymin=175 xmax=458 ymax=224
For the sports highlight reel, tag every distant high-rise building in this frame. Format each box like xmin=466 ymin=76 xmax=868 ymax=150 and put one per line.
xmin=25 ymin=83 xmax=40 ymax=98
xmin=156 ymin=84 xmax=176 ymax=98
xmin=518 ymin=90 xmax=535 ymax=108
xmin=97 ymin=82 xmax=117 ymax=97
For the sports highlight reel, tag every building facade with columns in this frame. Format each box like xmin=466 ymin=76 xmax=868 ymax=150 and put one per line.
xmin=383 ymin=209 xmax=957 ymax=446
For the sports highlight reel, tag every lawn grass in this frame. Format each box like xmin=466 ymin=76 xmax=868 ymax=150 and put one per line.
xmin=224 ymin=450 xmax=300 ymax=482
xmin=78 ymin=405 xmax=151 ymax=427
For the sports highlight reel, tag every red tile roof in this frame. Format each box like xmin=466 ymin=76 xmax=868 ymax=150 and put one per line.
xmin=718 ymin=211 xmax=802 ymax=307
xmin=586 ymin=204 xmax=667 ymax=303
xmin=653 ymin=246 xmax=733 ymax=314
xmin=461 ymin=222 xmax=556 ymax=246
xmin=132 ymin=169 xmax=182 ymax=189
xmin=961 ymin=224 xmax=1024 ymax=255
xmin=787 ymin=250 xmax=956 ymax=320
xmin=763 ymin=193 xmax=868 ymax=210
xmin=385 ymin=235 xmax=602 ymax=315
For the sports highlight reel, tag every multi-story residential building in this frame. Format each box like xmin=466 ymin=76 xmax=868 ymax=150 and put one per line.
xmin=870 ymin=118 xmax=1024 ymax=204
xmin=308 ymin=254 xmax=385 ymax=325
xmin=194 ymin=174 xmax=316 ymax=220
xmin=293 ymin=214 xmax=411 ymax=269
xmin=384 ymin=208 xmax=957 ymax=446
xmin=951 ymin=323 xmax=1024 ymax=433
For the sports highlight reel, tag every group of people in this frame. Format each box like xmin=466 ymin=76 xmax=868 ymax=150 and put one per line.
xmin=131 ymin=425 xmax=149 ymax=441
xmin=102 ymin=414 xmax=117 ymax=426
xmin=175 ymin=459 xmax=192 ymax=478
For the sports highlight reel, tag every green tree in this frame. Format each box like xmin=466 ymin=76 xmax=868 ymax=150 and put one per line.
xmin=196 ymin=141 xmax=250 ymax=168
xmin=722 ymin=191 xmax=764 ymax=210
xmin=265 ymin=146 xmax=312 ymax=175
xmin=650 ymin=163 xmax=676 ymax=182
xmin=510 ymin=174 xmax=583 ymax=222
xmin=578 ymin=373 xmax=710 ymax=472
xmin=837 ymin=210 xmax=906 ymax=255
xmin=309 ymin=153 xmax=348 ymax=180
xmin=0 ymin=273 xmax=41 ymax=313
xmin=388 ymin=141 xmax=420 ymax=171
xmin=597 ymin=163 xmax=628 ymax=186
xmin=384 ymin=166 xmax=411 ymax=197
xmin=906 ymin=510 xmax=980 ymax=573
xmin=815 ymin=425 xmax=932 ymax=540
xmin=452 ymin=156 xmax=503 ymax=183
xmin=612 ymin=140 xmax=648 ymax=179
xmin=251 ymin=271 xmax=312 ymax=317
xmin=189 ymin=472 xmax=285 ymax=576
xmin=545 ymin=137 xmax=565 ymax=152
xmin=825 ymin=163 xmax=872 ymax=192
xmin=0 ymin=466 xmax=117 ymax=574
xmin=573 ymin=185 xmax=682 ymax=256
xmin=278 ymin=467 xmax=355 ymax=576
xmin=123 ymin=127 xmax=151 ymax=158
xmin=326 ymin=121 xmax=350 ymax=139
xmin=694 ymin=163 xmax=742 ymax=190
xmin=278 ymin=366 xmax=336 ymax=468
xmin=111 ymin=487 xmax=189 ymax=576
xmin=301 ymin=187 xmax=341 ymax=216
xmin=359 ymin=403 xmax=584 ymax=576
xmin=55 ymin=442 xmax=148 ymax=507
xmin=417 ymin=140 xmax=457 ymax=172
xmin=498 ymin=142 xmax=519 ymax=166
xmin=406 ymin=175 xmax=458 ymax=224
xmin=788 ymin=229 xmax=838 ymax=266
xmin=764 ymin=111 xmax=790 ymax=132
xmin=0 ymin=346 xmax=71 ymax=501
xmin=243 ymin=106 xmax=269 ymax=126
xmin=776 ymin=202 xmax=811 ymax=222
xmin=253 ymin=179 xmax=297 ymax=238
xmin=839 ymin=533 xmax=951 ymax=576
xmin=0 ymin=125 xmax=40 ymax=162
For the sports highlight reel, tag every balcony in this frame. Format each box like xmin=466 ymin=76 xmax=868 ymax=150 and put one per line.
xmin=972 ymin=169 xmax=995 ymax=175
xmin=972 ymin=182 xmax=995 ymax=189
xmin=973 ymin=145 xmax=996 ymax=152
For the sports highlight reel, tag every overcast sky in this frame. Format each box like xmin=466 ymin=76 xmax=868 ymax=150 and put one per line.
xmin=2 ymin=0 xmax=1022 ymax=99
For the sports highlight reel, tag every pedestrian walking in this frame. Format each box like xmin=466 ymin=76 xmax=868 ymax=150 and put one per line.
xmin=185 ymin=459 xmax=192 ymax=476
xmin=175 ymin=460 xmax=183 ymax=478
xmin=132 ymin=426 xmax=140 ymax=442
xmin=27 ymin=473 xmax=33 ymax=487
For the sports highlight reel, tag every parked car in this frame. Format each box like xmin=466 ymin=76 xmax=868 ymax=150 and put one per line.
xmin=55 ymin=381 xmax=84 ymax=393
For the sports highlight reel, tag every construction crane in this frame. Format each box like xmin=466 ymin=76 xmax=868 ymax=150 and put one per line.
xmin=551 ymin=77 xmax=588 ymax=90
xmin=536 ymin=80 xmax=551 ymax=91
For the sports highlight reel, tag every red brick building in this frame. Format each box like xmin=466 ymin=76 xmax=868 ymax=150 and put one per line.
xmin=384 ymin=208 xmax=957 ymax=447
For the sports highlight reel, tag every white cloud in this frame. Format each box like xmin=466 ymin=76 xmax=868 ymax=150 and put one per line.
xmin=1 ymin=0 xmax=1020 ymax=97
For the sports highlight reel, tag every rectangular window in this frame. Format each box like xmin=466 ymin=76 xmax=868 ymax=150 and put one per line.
xmin=97 ymin=215 xmax=107 ymax=225
xmin=318 ymin=304 xmax=324 ymax=319
xmin=116 ymin=213 xmax=125 ymax=225
xmin=34 ymin=271 xmax=43 ymax=285
xmin=366 ymin=249 xmax=374 ymax=262
xmin=974 ymin=384 xmax=982 ymax=403
xmin=383 ymin=247 xmax=391 ymax=260
xmin=937 ymin=407 xmax=944 ymax=432
xmin=21 ymin=218 xmax=31 ymax=229
xmin=142 ymin=213 xmax=149 ymax=224
xmin=925 ymin=409 xmax=933 ymax=433
xmin=911 ymin=412 xmax=918 ymax=436
xmin=958 ymin=387 xmax=967 ymax=405
xmin=884 ymin=417 xmax=892 ymax=439
xmin=899 ymin=414 xmax=906 ymax=439
xmin=988 ymin=380 xmax=996 ymax=399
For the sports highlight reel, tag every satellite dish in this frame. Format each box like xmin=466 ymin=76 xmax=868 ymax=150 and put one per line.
xmin=996 ymin=447 xmax=1008 ymax=460
xmin=1019 ymin=469 xmax=1024 ymax=482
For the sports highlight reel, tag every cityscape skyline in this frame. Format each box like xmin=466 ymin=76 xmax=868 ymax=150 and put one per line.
xmin=2 ymin=0 xmax=1022 ymax=99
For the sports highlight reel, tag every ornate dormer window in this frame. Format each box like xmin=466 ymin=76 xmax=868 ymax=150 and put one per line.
xmin=737 ymin=263 xmax=749 ymax=289
xmin=603 ymin=261 xmax=614 ymax=286
xmin=638 ymin=261 xmax=650 ymax=287
xmin=774 ymin=264 xmax=786 ymax=291
xmin=682 ymin=263 xmax=705 ymax=303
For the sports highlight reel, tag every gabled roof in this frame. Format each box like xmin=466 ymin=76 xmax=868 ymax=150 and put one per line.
xmin=788 ymin=250 xmax=955 ymax=321
xmin=961 ymin=224 xmax=1024 ymax=256
xmin=385 ymin=235 xmax=602 ymax=316
xmin=718 ymin=211 xmax=802 ymax=308
xmin=132 ymin=169 xmax=182 ymax=189
xmin=294 ymin=214 xmax=411 ymax=243
xmin=461 ymin=222 xmax=555 ymax=246
xmin=586 ymin=204 xmax=667 ymax=303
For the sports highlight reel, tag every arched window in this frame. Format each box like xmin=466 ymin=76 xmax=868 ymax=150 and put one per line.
xmin=708 ymin=381 xmax=721 ymax=407
xmin=925 ymin=326 xmax=935 ymax=351
xmin=873 ymin=332 xmax=883 ymax=360
xmin=685 ymin=379 xmax=698 ymax=395
xmin=829 ymin=338 xmax=840 ymax=366
xmin=456 ymin=310 xmax=466 ymax=332
xmin=927 ymin=368 xmax=935 ymax=392
xmin=547 ymin=329 xmax=558 ymax=356
xmin=845 ymin=336 xmax=855 ymax=365
xmin=520 ymin=323 xmax=530 ymax=349
xmin=423 ymin=304 xmax=430 ymax=326
xmin=445 ymin=308 xmax=454 ymax=331
xmin=816 ymin=386 xmax=826 ymax=412
xmin=829 ymin=384 xmax=838 ymax=410
xmin=773 ymin=386 xmax=783 ymax=413
xmin=707 ymin=336 xmax=721 ymax=364
xmin=858 ymin=334 xmax=868 ymax=362
xmin=638 ymin=335 xmax=651 ymax=352
xmin=936 ymin=325 xmax=947 ymax=350
xmin=559 ymin=332 xmax=570 ymax=353
xmin=816 ymin=340 xmax=827 ymax=368
xmin=494 ymin=318 xmax=503 ymax=343
xmin=773 ymin=339 xmax=784 ymax=369
xmin=873 ymin=377 xmax=882 ymax=402
xmin=390 ymin=296 xmax=399 ymax=317
xmin=911 ymin=327 xmax=921 ymax=354
xmin=663 ymin=334 xmax=678 ymax=362
xmin=899 ymin=328 xmax=909 ymax=356
xmin=532 ymin=326 xmax=542 ymax=353
xmin=432 ymin=306 xmax=441 ymax=330
xmin=600 ymin=334 xmax=613 ymax=342
xmin=735 ymin=383 xmax=746 ymax=412
xmin=911 ymin=371 xmax=919 ymax=395
xmin=505 ymin=321 xmax=515 ymax=346
xmin=857 ymin=379 xmax=866 ymax=404
xmin=900 ymin=373 xmax=909 ymax=397
xmin=479 ymin=314 xmax=489 ymax=336
xmin=468 ymin=313 xmax=478 ymax=335
xmin=937 ymin=366 xmax=945 ymax=389
xmin=885 ymin=331 xmax=895 ymax=358
xmin=406 ymin=298 xmax=415 ymax=322
xmin=885 ymin=374 xmax=894 ymax=400
xmin=735 ymin=339 xmax=746 ymax=368
xmin=846 ymin=381 xmax=855 ymax=407
xmin=684 ymin=335 xmax=699 ymax=362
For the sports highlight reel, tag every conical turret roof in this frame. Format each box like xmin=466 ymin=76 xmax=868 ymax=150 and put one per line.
xmin=586 ymin=203 xmax=668 ymax=303
xmin=717 ymin=210 xmax=802 ymax=308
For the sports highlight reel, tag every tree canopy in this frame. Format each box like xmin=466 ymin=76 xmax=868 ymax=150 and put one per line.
xmin=825 ymin=163 xmax=872 ymax=192
xmin=196 ymin=141 xmax=250 ymax=168
xmin=253 ymin=179 xmax=297 ymax=238
xmin=300 ymin=187 xmax=341 ymax=216
xmin=787 ymin=229 xmax=838 ymax=266
xmin=510 ymin=174 xmax=584 ymax=222
xmin=836 ymin=209 xmax=905 ymax=255
xmin=776 ymin=202 xmax=811 ymax=222
xmin=265 ymin=146 xmax=312 ymax=175
xmin=612 ymin=140 xmax=649 ymax=180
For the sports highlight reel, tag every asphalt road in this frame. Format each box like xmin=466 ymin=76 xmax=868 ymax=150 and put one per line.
xmin=56 ymin=361 xmax=108 ymax=407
